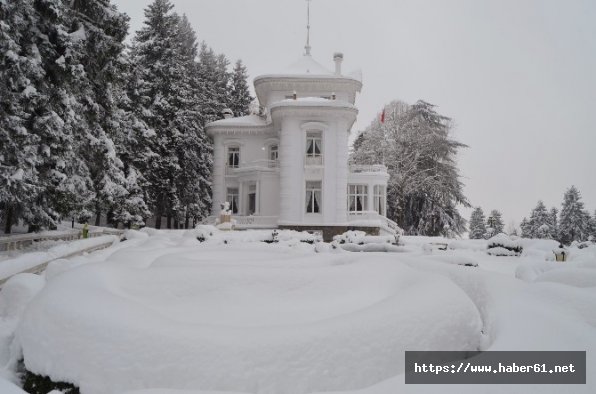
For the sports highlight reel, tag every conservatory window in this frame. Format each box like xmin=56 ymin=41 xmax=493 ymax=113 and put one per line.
xmin=373 ymin=185 xmax=386 ymax=216
xmin=227 ymin=146 xmax=240 ymax=168
xmin=305 ymin=181 xmax=322 ymax=214
xmin=305 ymin=131 xmax=322 ymax=165
xmin=348 ymin=185 xmax=368 ymax=212
xmin=226 ymin=188 xmax=239 ymax=214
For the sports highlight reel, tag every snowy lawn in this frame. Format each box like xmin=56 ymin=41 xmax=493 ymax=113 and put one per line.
xmin=1 ymin=229 xmax=595 ymax=394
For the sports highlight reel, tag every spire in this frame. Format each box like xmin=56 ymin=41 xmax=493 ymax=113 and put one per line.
xmin=304 ymin=0 xmax=312 ymax=55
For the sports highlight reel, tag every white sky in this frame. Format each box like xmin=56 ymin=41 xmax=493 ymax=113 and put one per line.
xmin=112 ymin=0 xmax=596 ymax=226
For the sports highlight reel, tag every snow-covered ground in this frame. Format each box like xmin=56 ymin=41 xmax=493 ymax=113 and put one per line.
xmin=1 ymin=229 xmax=595 ymax=394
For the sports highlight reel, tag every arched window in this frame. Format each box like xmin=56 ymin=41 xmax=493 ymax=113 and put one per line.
xmin=269 ymin=144 xmax=278 ymax=162
xmin=305 ymin=131 xmax=322 ymax=165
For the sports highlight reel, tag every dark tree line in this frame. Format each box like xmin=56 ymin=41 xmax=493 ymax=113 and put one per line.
xmin=0 ymin=0 xmax=252 ymax=233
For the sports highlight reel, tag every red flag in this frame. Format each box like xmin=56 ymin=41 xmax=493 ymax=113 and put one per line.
xmin=380 ymin=109 xmax=385 ymax=124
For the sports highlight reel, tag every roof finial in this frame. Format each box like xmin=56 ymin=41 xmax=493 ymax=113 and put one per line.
xmin=305 ymin=0 xmax=312 ymax=56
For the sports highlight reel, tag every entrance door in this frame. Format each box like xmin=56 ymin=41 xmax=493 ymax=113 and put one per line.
xmin=246 ymin=183 xmax=257 ymax=215
xmin=248 ymin=193 xmax=256 ymax=215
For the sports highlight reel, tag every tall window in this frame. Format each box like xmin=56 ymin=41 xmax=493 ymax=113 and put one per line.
xmin=226 ymin=188 xmax=239 ymax=214
xmin=227 ymin=146 xmax=240 ymax=168
xmin=305 ymin=181 xmax=322 ymax=214
xmin=348 ymin=185 xmax=368 ymax=212
xmin=305 ymin=131 xmax=322 ymax=165
xmin=269 ymin=145 xmax=278 ymax=161
xmin=373 ymin=185 xmax=386 ymax=216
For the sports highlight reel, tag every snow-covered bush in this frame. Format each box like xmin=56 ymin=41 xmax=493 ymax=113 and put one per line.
xmin=333 ymin=231 xmax=395 ymax=245
xmin=486 ymin=233 xmax=523 ymax=256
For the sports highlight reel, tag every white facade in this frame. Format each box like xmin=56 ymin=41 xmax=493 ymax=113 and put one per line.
xmin=206 ymin=53 xmax=396 ymax=234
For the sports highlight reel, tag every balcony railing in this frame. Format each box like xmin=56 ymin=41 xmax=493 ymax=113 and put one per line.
xmin=348 ymin=210 xmax=402 ymax=235
xmin=226 ymin=160 xmax=279 ymax=175
xmin=349 ymin=164 xmax=388 ymax=174
xmin=305 ymin=156 xmax=323 ymax=166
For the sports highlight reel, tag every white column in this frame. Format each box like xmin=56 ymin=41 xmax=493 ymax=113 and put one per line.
xmin=279 ymin=118 xmax=302 ymax=224
xmin=335 ymin=121 xmax=349 ymax=224
xmin=211 ymin=135 xmax=226 ymax=216
xmin=367 ymin=183 xmax=375 ymax=213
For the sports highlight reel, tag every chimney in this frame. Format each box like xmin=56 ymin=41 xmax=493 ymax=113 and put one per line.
xmin=222 ymin=108 xmax=234 ymax=119
xmin=333 ymin=52 xmax=343 ymax=75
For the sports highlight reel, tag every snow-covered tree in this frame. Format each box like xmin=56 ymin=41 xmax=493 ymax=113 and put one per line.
xmin=129 ymin=0 xmax=185 ymax=228
xmin=469 ymin=207 xmax=486 ymax=239
xmin=229 ymin=59 xmax=253 ymax=117
xmin=352 ymin=100 xmax=469 ymax=236
xmin=485 ymin=209 xmax=504 ymax=237
xmin=520 ymin=217 xmax=532 ymax=238
xmin=558 ymin=186 xmax=591 ymax=244
xmin=528 ymin=200 xmax=554 ymax=239
xmin=549 ymin=207 xmax=559 ymax=240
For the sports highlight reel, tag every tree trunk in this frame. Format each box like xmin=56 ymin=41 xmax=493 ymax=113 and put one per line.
xmin=4 ymin=206 xmax=13 ymax=234
xmin=184 ymin=210 xmax=190 ymax=229
xmin=166 ymin=215 xmax=172 ymax=229
xmin=95 ymin=211 xmax=101 ymax=226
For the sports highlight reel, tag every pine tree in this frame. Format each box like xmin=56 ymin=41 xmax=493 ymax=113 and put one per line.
xmin=129 ymin=0 xmax=184 ymax=228
xmin=229 ymin=59 xmax=253 ymax=117
xmin=486 ymin=209 xmax=504 ymax=237
xmin=0 ymin=0 xmax=42 ymax=232
xmin=559 ymin=186 xmax=590 ymax=244
xmin=172 ymin=14 xmax=212 ymax=227
xmin=549 ymin=207 xmax=559 ymax=240
xmin=529 ymin=200 xmax=554 ymax=239
xmin=352 ymin=100 xmax=469 ymax=236
xmin=469 ymin=207 xmax=486 ymax=239
xmin=66 ymin=0 xmax=148 ymax=227
xmin=590 ymin=210 xmax=596 ymax=242
xmin=520 ymin=217 xmax=532 ymax=238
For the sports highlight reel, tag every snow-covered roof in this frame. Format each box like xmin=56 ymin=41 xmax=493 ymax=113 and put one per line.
xmin=207 ymin=115 xmax=270 ymax=128
xmin=283 ymin=54 xmax=333 ymax=75
xmin=255 ymin=54 xmax=361 ymax=83
xmin=270 ymin=97 xmax=357 ymax=110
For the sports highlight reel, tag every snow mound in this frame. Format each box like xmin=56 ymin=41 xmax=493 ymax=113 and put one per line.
xmin=486 ymin=233 xmax=523 ymax=256
xmin=17 ymin=237 xmax=483 ymax=394
xmin=535 ymin=268 xmax=596 ymax=288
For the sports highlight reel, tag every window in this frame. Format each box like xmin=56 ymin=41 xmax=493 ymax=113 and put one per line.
xmin=373 ymin=185 xmax=386 ymax=216
xmin=305 ymin=131 xmax=322 ymax=165
xmin=348 ymin=185 xmax=368 ymax=212
xmin=305 ymin=181 xmax=322 ymax=214
xmin=227 ymin=146 xmax=240 ymax=168
xmin=226 ymin=188 xmax=239 ymax=214
xmin=269 ymin=145 xmax=278 ymax=162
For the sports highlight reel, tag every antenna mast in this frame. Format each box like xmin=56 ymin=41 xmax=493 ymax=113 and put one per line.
xmin=305 ymin=0 xmax=312 ymax=55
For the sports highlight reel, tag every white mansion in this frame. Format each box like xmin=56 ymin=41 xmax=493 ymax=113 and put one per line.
xmin=205 ymin=51 xmax=399 ymax=240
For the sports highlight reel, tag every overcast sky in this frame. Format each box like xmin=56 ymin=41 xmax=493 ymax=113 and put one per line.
xmin=113 ymin=0 xmax=596 ymax=227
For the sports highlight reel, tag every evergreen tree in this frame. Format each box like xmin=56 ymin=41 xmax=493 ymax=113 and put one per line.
xmin=520 ymin=217 xmax=532 ymax=238
xmin=129 ymin=0 xmax=184 ymax=228
xmin=352 ymin=100 xmax=469 ymax=236
xmin=0 ymin=0 xmax=42 ymax=232
xmin=172 ymin=14 xmax=212 ymax=227
xmin=529 ymin=200 xmax=554 ymax=239
xmin=486 ymin=209 xmax=504 ymax=237
xmin=590 ymin=210 xmax=596 ymax=242
xmin=66 ymin=0 xmax=149 ymax=227
xmin=549 ymin=207 xmax=559 ymax=240
xmin=559 ymin=186 xmax=590 ymax=244
xmin=469 ymin=207 xmax=486 ymax=240
xmin=229 ymin=59 xmax=253 ymax=117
